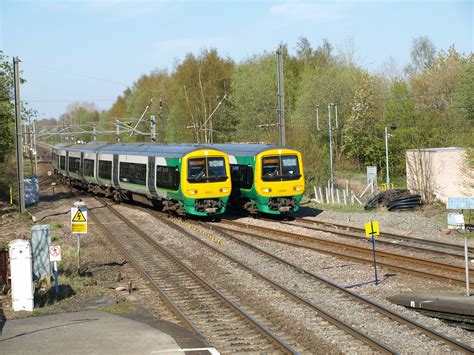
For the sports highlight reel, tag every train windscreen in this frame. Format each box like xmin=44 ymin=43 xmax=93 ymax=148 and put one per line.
xmin=262 ymin=155 xmax=301 ymax=181
xmin=188 ymin=157 xmax=227 ymax=182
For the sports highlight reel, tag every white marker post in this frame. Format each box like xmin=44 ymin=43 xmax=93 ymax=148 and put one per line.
xmin=464 ymin=236 xmax=470 ymax=297
xmin=71 ymin=200 xmax=87 ymax=274
xmin=49 ymin=245 xmax=61 ymax=295
xmin=446 ymin=197 xmax=474 ymax=297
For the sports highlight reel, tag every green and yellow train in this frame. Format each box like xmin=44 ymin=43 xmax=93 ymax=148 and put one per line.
xmin=210 ymin=144 xmax=305 ymax=215
xmin=52 ymin=143 xmax=232 ymax=217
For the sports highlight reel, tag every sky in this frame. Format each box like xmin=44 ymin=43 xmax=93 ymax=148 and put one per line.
xmin=1 ymin=0 xmax=472 ymax=119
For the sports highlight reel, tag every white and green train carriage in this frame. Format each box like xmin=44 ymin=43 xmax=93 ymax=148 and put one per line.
xmin=52 ymin=143 xmax=232 ymax=216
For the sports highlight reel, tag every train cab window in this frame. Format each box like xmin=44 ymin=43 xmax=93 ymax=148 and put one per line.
xmin=68 ymin=157 xmax=80 ymax=173
xmin=83 ymin=159 xmax=95 ymax=177
xmin=59 ymin=156 xmax=66 ymax=170
xmin=262 ymin=156 xmax=280 ymax=180
xmin=262 ymin=155 xmax=300 ymax=181
xmin=208 ymin=158 xmax=226 ymax=179
xmin=188 ymin=157 xmax=227 ymax=183
xmin=99 ymin=160 xmax=112 ymax=180
xmin=119 ymin=162 xmax=146 ymax=185
xmin=231 ymin=165 xmax=253 ymax=189
xmin=281 ymin=156 xmax=300 ymax=180
xmin=156 ymin=165 xmax=179 ymax=190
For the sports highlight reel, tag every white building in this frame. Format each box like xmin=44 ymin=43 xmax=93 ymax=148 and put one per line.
xmin=406 ymin=147 xmax=474 ymax=203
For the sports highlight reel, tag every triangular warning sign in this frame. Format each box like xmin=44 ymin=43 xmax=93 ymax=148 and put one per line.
xmin=72 ymin=209 xmax=86 ymax=222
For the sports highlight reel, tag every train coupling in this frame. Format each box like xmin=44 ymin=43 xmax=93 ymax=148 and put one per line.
xmin=269 ymin=197 xmax=296 ymax=212
xmin=195 ymin=198 xmax=222 ymax=214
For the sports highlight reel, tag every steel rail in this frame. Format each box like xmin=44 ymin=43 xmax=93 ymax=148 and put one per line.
xmin=201 ymin=221 xmax=474 ymax=354
xmin=293 ymin=217 xmax=471 ymax=254
xmin=218 ymin=220 xmax=473 ymax=287
xmin=88 ymin=199 xmax=204 ymax=338
xmin=283 ymin=219 xmax=470 ymax=260
xmin=95 ymin=199 xmax=296 ymax=354
xmin=152 ymin=213 xmax=396 ymax=354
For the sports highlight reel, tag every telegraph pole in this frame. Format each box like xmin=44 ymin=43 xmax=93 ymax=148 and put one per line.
xmin=328 ymin=103 xmax=334 ymax=190
xmin=32 ymin=121 xmax=38 ymax=176
xmin=13 ymin=57 xmax=25 ymax=213
xmin=150 ymin=115 xmax=156 ymax=142
xmin=276 ymin=48 xmax=285 ymax=146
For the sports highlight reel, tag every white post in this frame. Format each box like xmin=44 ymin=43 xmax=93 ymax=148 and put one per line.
xmin=343 ymin=189 xmax=347 ymax=205
xmin=331 ymin=187 xmax=335 ymax=204
xmin=328 ymin=104 xmax=334 ymax=189
xmin=336 ymin=189 xmax=340 ymax=204
xmin=465 ymin=237 xmax=470 ymax=297
xmin=319 ymin=187 xmax=324 ymax=204
xmin=325 ymin=187 xmax=329 ymax=204
xmin=385 ymin=126 xmax=390 ymax=188
xmin=313 ymin=186 xmax=319 ymax=203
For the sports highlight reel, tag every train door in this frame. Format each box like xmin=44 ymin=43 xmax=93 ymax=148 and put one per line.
xmin=147 ymin=156 xmax=156 ymax=197
xmin=112 ymin=154 xmax=119 ymax=188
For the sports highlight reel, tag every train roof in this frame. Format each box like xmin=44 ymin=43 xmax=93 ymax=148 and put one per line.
xmin=209 ymin=144 xmax=292 ymax=157
xmin=53 ymin=142 xmax=110 ymax=152
xmin=54 ymin=142 xmax=226 ymax=158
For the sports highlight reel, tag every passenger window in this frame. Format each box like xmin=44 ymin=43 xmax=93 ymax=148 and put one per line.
xmin=119 ymin=162 xmax=146 ymax=185
xmin=60 ymin=156 xmax=66 ymax=170
xmin=230 ymin=165 xmax=253 ymax=189
xmin=99 ymin=160 xmax=112 ymax=180
xmin=68 ymin=157 xmax=80 ymax=173
xmin=156 ymin=165 xmax=179 ymax=190
xmin=83 ymin=159 xmax=95 ymax=177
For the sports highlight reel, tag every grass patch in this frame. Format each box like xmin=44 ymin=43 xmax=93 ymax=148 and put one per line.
xmin=101 ymin=301 xmax=140 ymax=314
xmin=310 ymin=202 xmax=367 ymax=213
xmin=52 ymin=222 xmax=64 ymax=229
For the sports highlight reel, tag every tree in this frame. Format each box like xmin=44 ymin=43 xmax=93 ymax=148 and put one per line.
xmin=0 ymin=52 xmax=37 ymax=163
xmin=405 ymin=36 xmax=436 ymax=76
xmin=166 ymin=49 xmax=234 ymax=143
xmin=343 ymin=73 xmax=385 ymax=168
xmin=410 ymin=46 xmax=473 ymax=147
xmin=0 ymin=52 xmax=15 ymax=163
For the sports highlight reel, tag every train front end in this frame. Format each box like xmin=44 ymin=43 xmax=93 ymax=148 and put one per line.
xmin=254 ymin=148 xmax=305 ymax=214
xmin=181 ymin=149 xmax=232 ymax=216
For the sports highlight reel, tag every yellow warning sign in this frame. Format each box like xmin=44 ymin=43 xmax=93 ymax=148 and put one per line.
xmin=72 ymin=223 xmax=87 ymax=233
xmin=72 ymin=209 xmax=86 ymax=222
xmin=71 ymin=207 xmax=88 ymax=234
xmin=365 ymin=221 xmax=380 ymax=237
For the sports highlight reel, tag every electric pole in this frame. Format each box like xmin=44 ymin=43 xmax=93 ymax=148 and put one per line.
xmin=13 ymin=57 xmax=25 ymax=213
xmin=276 ymin=48 xmax=285 ymax=146
xmin=328 ymin=103 xmax=334 ymax=190
xmin=150 ymin=115 xmax=156 ymax=142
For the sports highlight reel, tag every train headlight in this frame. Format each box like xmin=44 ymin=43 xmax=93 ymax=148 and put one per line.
xmin=187 ymin=189 xmax=198 ymax=195
xmin=293 ymin=186 xmax=303 ymax=191
xmin=261 ymin=188 xmax=272 ymax=193
xmin=219 ymin=187 xmax=229 ymax=193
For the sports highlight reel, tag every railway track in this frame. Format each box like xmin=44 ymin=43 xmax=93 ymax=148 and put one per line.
xmin=88 ymin=197 xmax=295 ymax=354
xmin=218 ymin=219 xmax=473 ymax=288
xmin=150 ymin=211 xmax=397 ymax=353
xmin=168 ymin=217 xmax=473 ymax=353
xmin=288 ymin=216 xmax=472 ymax=257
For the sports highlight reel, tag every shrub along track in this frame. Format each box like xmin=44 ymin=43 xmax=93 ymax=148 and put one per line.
xmin=218 ymin=219 xmax=473 ymax=288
